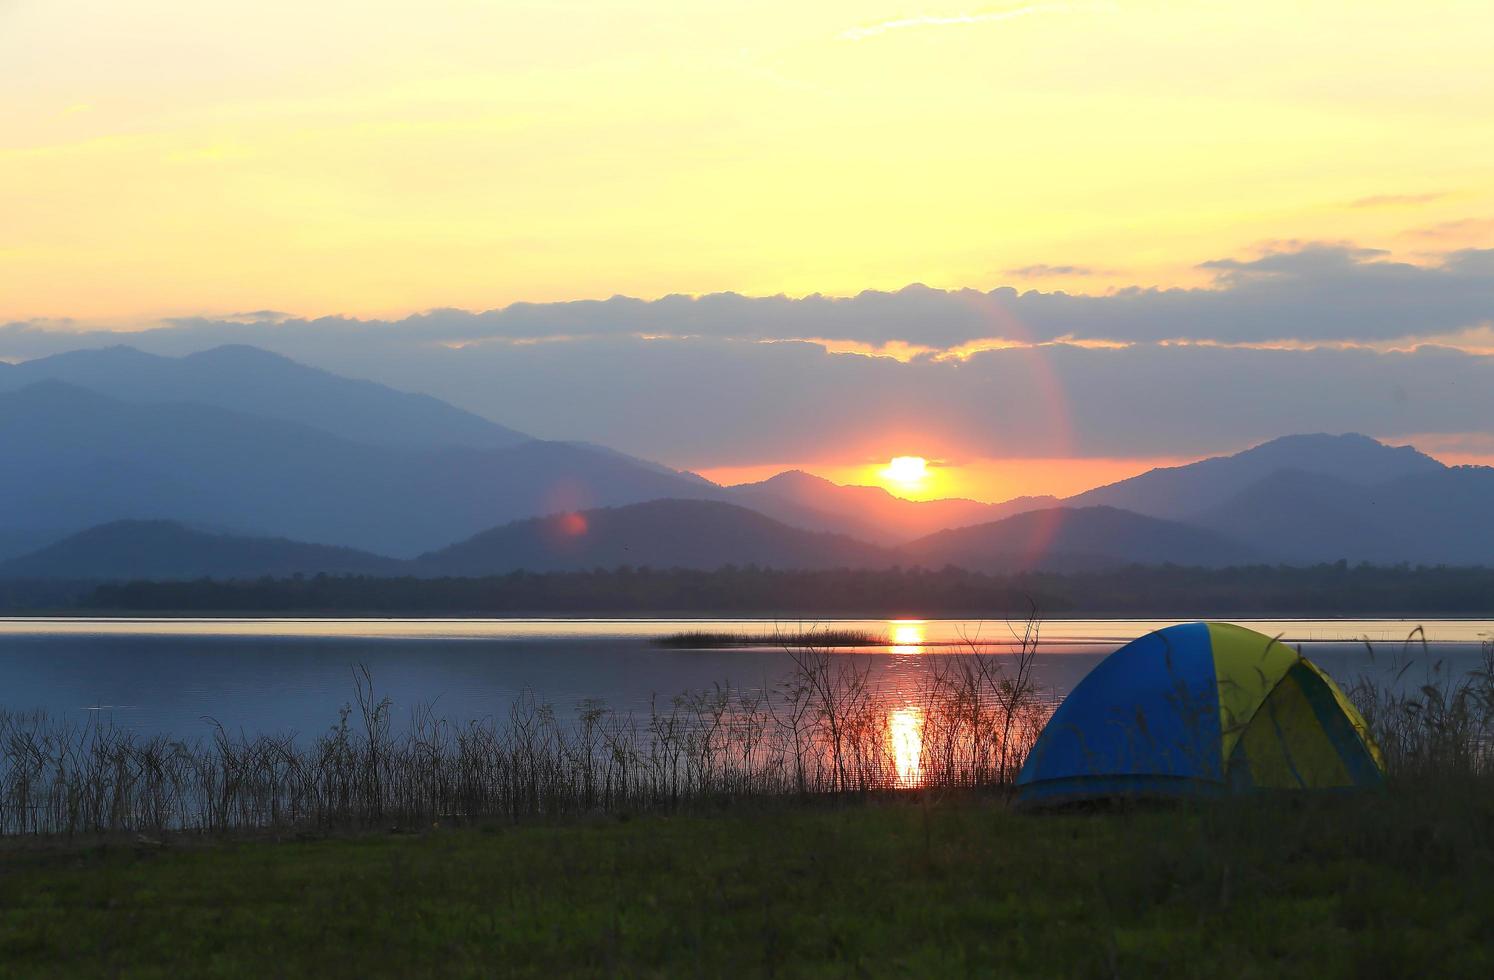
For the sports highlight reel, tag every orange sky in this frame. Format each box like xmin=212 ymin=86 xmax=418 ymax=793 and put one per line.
xmin=4 ymin=2 xmax=1492 ymax=504
xmin=698 ymin=445 xmax=1494 ymax=503
xmin=698 ymin=455 xmax=1196 ymax=502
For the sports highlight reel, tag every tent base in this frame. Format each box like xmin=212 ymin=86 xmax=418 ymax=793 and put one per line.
xmin=1013 ymin=774 xmax=1227 ymax=811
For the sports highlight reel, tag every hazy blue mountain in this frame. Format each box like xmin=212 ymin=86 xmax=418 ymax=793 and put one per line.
xmin=0 ymin=344 xmax=530 ymax=451
xmin=419 ymin=499 xmax=895 ymax=575
xmin=728 ymin=470 xmax=1057 ymax=543
xmin=1193 ymin=469 xmax=1410 ymax=564
xmin=1378 ymin=466 xmax=1494 ymax=564
xmin=562 ymin=441 xmax=719 ymax=487
xmin=0 ymin=527 xmax=69 ymax=563
xmin=0 ymin=382 xmax=727 ymax=557
xmin=0 ymin=520 xmax=401 ymax=580
xmin=722 ymin=473 xmax=889 ymax=543
xmin=1196 ymin=464 xmax=1494 ymax=565
xmin=901 ymin=506 xmax=1260 ymax=572
xmin=8 ymin=346 xmax=1488 ymax=571
xmin=1067 ymin=433 xmax=1445 ymax=519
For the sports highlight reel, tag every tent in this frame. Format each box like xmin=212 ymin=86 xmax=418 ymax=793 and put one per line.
xmin=1014 ymin=622 xmax=1385 ymax=807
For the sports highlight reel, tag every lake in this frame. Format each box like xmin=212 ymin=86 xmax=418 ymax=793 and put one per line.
xmin=1 ymin=617 xmax=1488 ymax=739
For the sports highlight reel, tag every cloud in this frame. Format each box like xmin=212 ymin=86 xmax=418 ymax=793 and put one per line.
xmin=3 ymin=239 xmax=1494 ymax=468
xmin=1348 ymin=191 xmax=1448 ymax=208
xmin=838 ymin=3 xmax=1109 ymax=41
xmin=4 ymin=323 xmax=1492 ymax=468
xmin=1005 ymin=264 xmax=1102 ymax=278
xmin=463 ymin=338 xmax=1494 ymax=464
xmin=1196 ymin=243 xmax=1390 ymax=280
xmin=1406 ymin=218 xmax=1494 ymax=242
xmin=221 ymin=310 xmax=295 ymax=324
xmin=4 ymin=242 xmax=1493 ymax=358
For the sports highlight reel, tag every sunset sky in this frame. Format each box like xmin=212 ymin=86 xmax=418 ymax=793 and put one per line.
xmin=4 ymin=1 xmax=1494 ymax=500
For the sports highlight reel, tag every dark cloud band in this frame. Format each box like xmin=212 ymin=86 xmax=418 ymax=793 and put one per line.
xmin=3 ymin=242 xmax=1491 ymax=466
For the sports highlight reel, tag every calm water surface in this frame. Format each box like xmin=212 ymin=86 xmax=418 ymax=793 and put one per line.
xmin=0 ymin=617 xmax=1488 ymax=738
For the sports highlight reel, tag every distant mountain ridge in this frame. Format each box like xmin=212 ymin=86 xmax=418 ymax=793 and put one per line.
xmin=0 ymin=381 xmax=726 ymax=557
xmin=4 ymin=342 xmax=1492 ymax=572
xmin=0 ymin=503 xmax=899 ymax=580
xmin=1 ymin=344 xmax=1057 ymax=553
xmin=418 ymin=499 xmax=895 ymax=575
xmin=1065 ymin=433 xmax=1446 ymax=518
xmin=728 ymin=469 xmax=1057 ymax=543
xmin=0 ymin=520 xmax=400 ymax=580
xmin=0 ymin=344 xmax=531 ymax=451
xmin=902 ymin=505 xmax=1259 ymax=572
xmin=3 ymin=501 xmax=1265 ymax=581
xmin=1061 ymin=432 xmax=1494 ymax=565
xmin=1193 ymin=464 xmax=1494 ymax=565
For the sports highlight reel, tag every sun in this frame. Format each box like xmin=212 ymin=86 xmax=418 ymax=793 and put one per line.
xmin=881 ymin=456 xmax=929 ymax=490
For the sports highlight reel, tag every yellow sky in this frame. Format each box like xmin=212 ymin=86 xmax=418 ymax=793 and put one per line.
xmin=4 ymin=0 xmax=1493 ymax=324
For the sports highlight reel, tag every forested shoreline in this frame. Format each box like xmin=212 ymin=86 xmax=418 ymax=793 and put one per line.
xmin=6 ymin=562 xmax=1493 ymax=616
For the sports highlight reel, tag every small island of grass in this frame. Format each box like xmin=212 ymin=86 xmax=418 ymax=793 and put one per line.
xmin=653 ymin=628 xmax=888 ymax=648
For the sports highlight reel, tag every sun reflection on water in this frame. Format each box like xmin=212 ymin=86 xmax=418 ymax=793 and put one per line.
xmin=888 ymin=706 xmax=924 ymax=788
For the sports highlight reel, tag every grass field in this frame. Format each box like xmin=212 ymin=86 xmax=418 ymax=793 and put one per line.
xmin=2 ymin=786 xmax=1491 ymax=978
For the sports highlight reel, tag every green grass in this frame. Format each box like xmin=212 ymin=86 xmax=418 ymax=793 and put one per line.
xmin=2 ymin=786 xmax=1492 ymax=978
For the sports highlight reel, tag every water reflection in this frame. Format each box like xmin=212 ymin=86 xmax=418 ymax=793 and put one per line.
xmin=888 ymin=706 xmax=924 ymax=787
xmin=2 ymin=616 xmax=1488 ymax=646
xmin=0 ymin=618 xmax=1484 ymax=741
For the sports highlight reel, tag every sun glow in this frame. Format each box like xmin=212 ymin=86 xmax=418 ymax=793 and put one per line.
xmin=700 ymin=455 xmax=1193 ymax=504
xmin=889 ymin=621 xmax=927 ymax=654
xmin=888 ymin=706 xmax=925 ymax=788
xmin=880 ymin=456 xmax=929 ymax=490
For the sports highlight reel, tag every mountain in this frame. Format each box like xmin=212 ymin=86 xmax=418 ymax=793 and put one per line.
xmin=1 ymin=501 xmax=1236 ymax=581
xmin=419 ymin=499 xmax=894 ymax=575
xmin=1195 ymin=465 xmax=1494 ymax=565
xmin=0 ymin=381 xmax=727 ymax=557
xmin=1067 ymin=433 xmax=1445 ymax=519
xmin=729 ymin=470 xmax=1057 ymax=543
xmin=20 ymin=457 xmax=1491 ymax=580
xmin=563 ymin=441 xmax=719 ymax=487
xmin=901 ymin=506 xmax=1260 ymax=572
xmin=0 ymin=344 xmax=531 ymax=451
xmin=1377 ymin=466 xmax=1494 ymax=564
xmin=0 ymin=520 xmax=400 ymax=580
xmin=1192 ymin=469 xmax=1410 ymax=565
xmin=0 ymin=527 xmax=70 ymax=563
xmin=8 ymin=349 xmax=1489 ymax=571
xmin=1060 ymin=433 xmax=1494 ymax=565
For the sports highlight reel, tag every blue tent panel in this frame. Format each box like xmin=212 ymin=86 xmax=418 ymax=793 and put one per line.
xmin=1016 ymin=622 xmax=1224 ymax=786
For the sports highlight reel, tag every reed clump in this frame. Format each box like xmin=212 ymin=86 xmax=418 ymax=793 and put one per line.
xmin=1347 ymin=630 xmax=1494 ymax=783
xmin=0 ymin=620 xmax=1048 ymax=837
xmin=5 ymin=622 xmax=1490 ymax=840
xmin=653 ymin=628 xmax=886 ymax=648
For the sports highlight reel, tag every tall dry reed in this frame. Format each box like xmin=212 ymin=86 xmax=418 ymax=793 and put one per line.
xmin=0 ymin=618 xmax=1050 ymax=837
xmin=1348 ymin=631 xmax=1494 ymax=782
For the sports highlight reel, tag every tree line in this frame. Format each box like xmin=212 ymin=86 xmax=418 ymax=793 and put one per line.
xmin=12 ymin=561 xmax=1492 ymax=615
